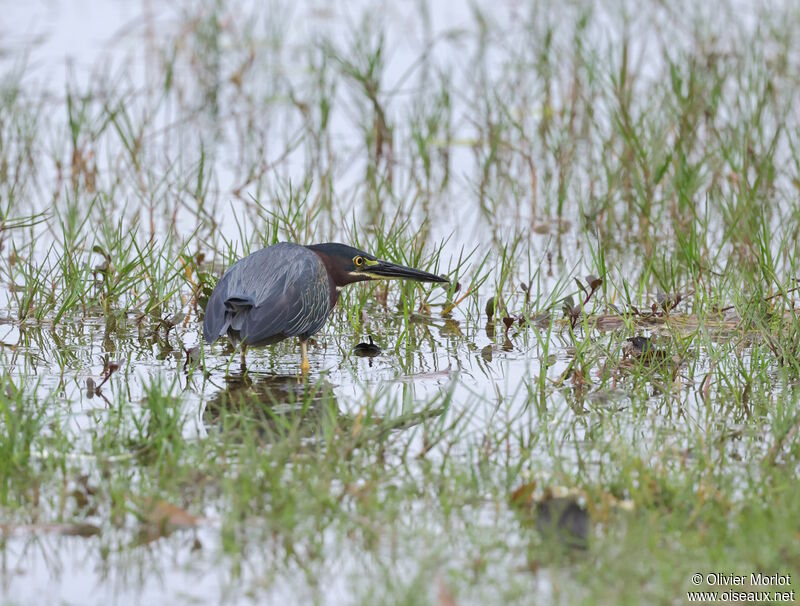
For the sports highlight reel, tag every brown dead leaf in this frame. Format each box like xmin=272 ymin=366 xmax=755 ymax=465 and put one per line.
xmin=134 ymin=498 xmax=201 ymax=545
xmin=0 ymin=522 xmax=100 ymax=538
xmin=60 ymin=523 xmax=101 ymax=537
xmin=437 ymin=576 xmax=457 ymax=606
xmin=509 ymin=481 xmax=537 ymax=510
xmin=140 ymin=500 xmax=200 ymax=540
xmin=143 ymin=500 xmax=200 ymax=531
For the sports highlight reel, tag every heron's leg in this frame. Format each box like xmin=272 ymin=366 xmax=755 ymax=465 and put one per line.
xmin=240 ymin=345 xmax=248 ymax=370
xmin=300 ymin=340 xmax=310 ymax=373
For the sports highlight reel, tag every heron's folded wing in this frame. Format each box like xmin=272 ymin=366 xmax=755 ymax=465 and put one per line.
xmin=242 ymin=263 xmax=330 ymax=345
xmin=202 ymin=243 xmax=331 ymax=346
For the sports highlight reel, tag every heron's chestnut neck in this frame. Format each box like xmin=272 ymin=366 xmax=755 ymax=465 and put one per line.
xmin=309 ymin=248 xmax=369 ymax=308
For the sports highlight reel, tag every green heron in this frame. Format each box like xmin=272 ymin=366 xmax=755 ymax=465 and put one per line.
xmin=203 ymin=242 xmax=448 ymax=371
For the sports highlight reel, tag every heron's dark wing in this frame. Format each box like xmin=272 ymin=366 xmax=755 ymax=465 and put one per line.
xmin=203 ymin=283 xmax=235 ymax=343
xmin=241 ymin=270 xmax=330 ymax=346
xmin=203 ymin=243 xmax=331 ymax=346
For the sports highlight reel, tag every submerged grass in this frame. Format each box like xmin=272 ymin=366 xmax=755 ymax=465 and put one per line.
xmin=2 ymin=0 xmax=800 ymax=603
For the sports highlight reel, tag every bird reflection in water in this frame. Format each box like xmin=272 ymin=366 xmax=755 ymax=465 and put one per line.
xmin=203 ymin=373 xmax=445 ymax=448
xmin=202 ymin=373 xmax=338 ymax=441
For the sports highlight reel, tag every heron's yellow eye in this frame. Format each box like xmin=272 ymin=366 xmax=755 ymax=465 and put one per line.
xmin=353 ymin=256 xmax=364 ymax=267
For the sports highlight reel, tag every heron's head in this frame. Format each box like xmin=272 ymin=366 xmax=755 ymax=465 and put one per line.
xmin=306 ymin=243 xmax=448 ymax=288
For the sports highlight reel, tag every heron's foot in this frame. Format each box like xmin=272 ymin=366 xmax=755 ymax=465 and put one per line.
xmin=300 ymin=340 xmax=310 ymax=374
xmin=239 ymin=346 xmax=248 ymax=371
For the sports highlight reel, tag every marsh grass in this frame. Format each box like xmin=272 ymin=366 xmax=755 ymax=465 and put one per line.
xmin=2 ymin=0 xmax=800 ymax=603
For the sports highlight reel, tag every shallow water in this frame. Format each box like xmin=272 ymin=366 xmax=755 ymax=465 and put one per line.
xmin=2 ymin=0 xmax=799 ymax=604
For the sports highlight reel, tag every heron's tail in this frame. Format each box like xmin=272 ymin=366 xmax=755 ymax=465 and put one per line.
xmin=203 ymin=294 xmax=255 ymax=343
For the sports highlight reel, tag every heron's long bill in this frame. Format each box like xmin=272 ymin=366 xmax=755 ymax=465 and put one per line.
xmin=366 ymin=260 xmax=448 ymax=283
